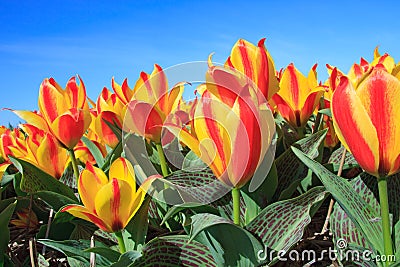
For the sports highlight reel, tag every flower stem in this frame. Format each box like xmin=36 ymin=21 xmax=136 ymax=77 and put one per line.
xmin=232 ymin=187 xmax=241 ymax=226
xmin=296 ymin=127 xmax=304 ymax=139
xmin=378 ymin=176 xmax=393 ymax=264
xmin=156 ymin=143 xmax=169 ymax=177
xmin=114 ymin=231 xmax=126 ymax=254
xmin=68 ymin=149 xmax=80 ymax=183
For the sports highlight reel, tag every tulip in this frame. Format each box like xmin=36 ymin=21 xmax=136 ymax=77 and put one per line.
xmin=166 ymin=65 xmax=275 ymax=225
xmin=37 ymin=76 xmax=92 ymax=149
xmin=61 ymin=158 xmax=146 ymax=235
xmin=225 ymin=38 xmax=279 ymax=102
xmin=331 ymin=64 xmax=399 ymax=262
xmin=123 ymin=64 xmax=184 ymax=177
xmin=0 ymin=127 xmax=26 ymax=179
xmin=91 ymin=87 xmax=124 ymax=148
xmin=272 ymin=63 xmax=325 ymax=130
xmin=21 ymin=124 xmax=68 ymax=179
xmin=124 ymin=64 xmax=184 ymax=143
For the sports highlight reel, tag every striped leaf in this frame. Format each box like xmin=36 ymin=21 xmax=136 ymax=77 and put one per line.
xmin=134 ymin=235 xmax=217 ymax=267
xmin=245 ymin=186 xmax=327 ymax=262
xmin=292 ymin=147 xmax=385 ymax=255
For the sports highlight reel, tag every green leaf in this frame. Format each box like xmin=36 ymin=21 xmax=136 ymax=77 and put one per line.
xmin=0 ymin=201 xmax=17 ymax=265
xmin=182 ymin=150 xmax=207 ymax=169
xmin=318 ymin=108 xmax=332 ymax=117
xmin=161 ymin=202 xmax=219 ymax=225
xmin=134 ymin=235 xmax=217 ymax=267
xmin=81 ymin=136 xmax=105 ymax=167
xmin=35 ymin=191 xmax=78 ymax=211
xmin=37 ymin=239 xmax=113 ymax=266
xmin=8 ymin=157 xmax=77 ymax=200
xmin=245 ymin=187 xmax=327 ymax=257
xmin=110 ymin=251 xmax=142 ymax=267
xmin=272 ymin=129 xmax=327 ymax=201
xmin=292 ymin=147 xmax=385 ymax=255
xmin=190 ymin=213 xmax=263 ymax=266
xmin=84 ymin=247 xmax=120 ymax=262
xmin=101 ymin=140 xmax=123 ymax=172
xmin=330 ymin=173 xmax=400 ymax=253
xmin=122 ymin=196 xmax=151 ymax=251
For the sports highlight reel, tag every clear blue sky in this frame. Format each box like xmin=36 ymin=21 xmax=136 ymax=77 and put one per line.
xmin=1 ymin=0 xmax=399 ymax=126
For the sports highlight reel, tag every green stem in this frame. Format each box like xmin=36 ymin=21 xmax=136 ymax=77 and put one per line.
xmin=232 ymin=187 xmax=241 ymax=226
xmin=156 ymin=143 xmax=169 ymax=177
xmin=68 ymin=149 xmax=80 ymax=183
xmin=378 ymin=177 xmax=393 ymax=264
xmin=114 ymin=231 xmax=126 ymax=254
xmin=313 ymin=96 xmax=325 ymax=134
xmin=296 ymin=127 xmax=304 ymax=139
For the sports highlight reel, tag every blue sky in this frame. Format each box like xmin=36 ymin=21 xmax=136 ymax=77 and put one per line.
xmin=1 ymin=0 xmax=399 ymax=126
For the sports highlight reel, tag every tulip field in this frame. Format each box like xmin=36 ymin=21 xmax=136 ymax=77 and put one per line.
xmin=1 ymin=38 xmax=400 ymax=266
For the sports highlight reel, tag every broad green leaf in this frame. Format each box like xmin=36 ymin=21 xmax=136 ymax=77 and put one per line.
xmin=134 ymin=235 xmax=217 ymax=267
xmin=318 ymin=108 xmax=332 ymax=117
xmin=245 ymin=187 xmax=327 ymax=258
xmin=0 ymin=201 xmax=17 ymax=265
xmin=81 ymin=136 xmax=105 ymax=167
xmin=35 ymin=191 xmax=78 ymax=211
xmin=272 ymin=129 xmax=327 ymax=201
xmin=326 ymin=146 xmax=359 ymax=172
xmin=37 ymin=239 xmax=113 ymax=266
xmin=101 ymin=140 xmax=123 ymax=172
xmin=330 ymin=173 xmax=400 ymax=254
xmin=123 ymin=195 xmax=151 ymax=251
xmin=110 ymin=251 xmax=142 ymax=267
xmin=9 ymin=157 xmax=77 ymax=200
xmin=182 ymin=150 xmax=207 ymax=169
xmin=190 ymin=213 xmax=263 ymax=266
xmin=161 ymin=202 xmax=219 ymax=225
xmin=158 ymin=167 xmax=229 ymax=205
xmin=292 ymin=147 xmax=384 ymax=255
xmin=84 ymin=247 xmax=120 ymax=262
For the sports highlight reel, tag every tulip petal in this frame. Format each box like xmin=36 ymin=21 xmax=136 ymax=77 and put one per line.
xmin=227 ymin=38 xmax=278 ymax=100
xmin=125 ymin=101 xmax=164 ymax=142
xmin=278 ymin=63 xmax=309 ymax=111
xmin=332 ymin=76 xmax=379 ymax=175
xmin=39 ymin=79 xmax=67 ymax=123
xmin=51 ymin=108 xmax=91 ymax=148
xmin=36 ymin=133 xmax=67 ymax=179
xmin=61 ymin=205 xmax=110 ymax=232
xmin=95 ymin=178 xmax=134 ymax=232
xmin=9 ymin=110 xmax=50 ymax=132
xmin=78 ymin=165 xmax=109 ymax=213
xmin=109 ymin=158 xmax=136 ymax=192
xmin=356 ymin=66 xmax=400 ymax=176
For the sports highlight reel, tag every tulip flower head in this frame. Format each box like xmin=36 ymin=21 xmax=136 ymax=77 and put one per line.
xmin=331 ymin=64 xmax=400 ymax=177
xmin=61 ymin=158 xmax=146 ymax=233
xmin=124 ymin=64 xmax=184 ymax=143
xmin=225 ymin=38 xmax=279 ymax=102
xmin=272 ymin=63 xmax=325 ymax=128
xmin=166 ymin=65 xmax=275 ymax=188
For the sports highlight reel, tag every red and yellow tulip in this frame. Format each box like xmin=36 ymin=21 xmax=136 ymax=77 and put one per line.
xmin=91 ymin=87 xmax=124 ymax=148
xmin=225 ymin=38 xmax=279 ymax=102
xmin=124 ymin=64 xmax=184 ymax=143
xmin=13 ymin=77 xmax=92 ymax=149
xmin=61 ymin=157 xmax=146 ymax=233
xmin=21 ymin=124 xmax=68 ymax=179
xmin=331 ymin=64 xmax=400 ymax=177
xmin=166 ymin=66 xmax=275 ymax=188
xmin=272 ymin=63 xmax=325 ymax=128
